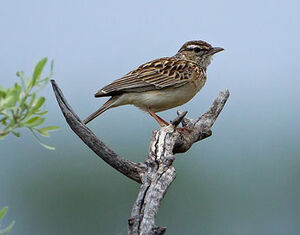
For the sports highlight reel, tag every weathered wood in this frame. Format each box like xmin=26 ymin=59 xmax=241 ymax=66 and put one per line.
xmin=128 ymin=90 xmax=229 ymax=234
xmin=51 ymin=80 xmax=229 ymax=234
xmin=51 ymin=80 xmax=145 ymax=183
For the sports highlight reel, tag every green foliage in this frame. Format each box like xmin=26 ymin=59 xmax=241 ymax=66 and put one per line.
xmin=0 ymin=58 xmax=59 ymax=150
xmin=0 ymin=207 xmax=14 ymax=235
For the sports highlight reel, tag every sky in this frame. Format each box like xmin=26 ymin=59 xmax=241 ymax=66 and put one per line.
xmin=1 ymin=0 xmax=300 ymax=234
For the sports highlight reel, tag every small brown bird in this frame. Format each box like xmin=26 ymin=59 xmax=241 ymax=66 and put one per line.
xmin=84 ymin=40 xmax=223 ymax=126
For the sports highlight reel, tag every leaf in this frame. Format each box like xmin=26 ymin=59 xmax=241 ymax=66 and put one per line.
xmin=29 ymin=129 xmax=56 ymax=150
xmin=24 ymin=116 xmax=45 ymax=127
xmin=25 ymin=76 xmax=31 ymax=88
xmin=2 ymin=89 xmax=20 ymax=108
xmin=0 ymin=220 xmax=15 ymax=235
xmin=14 ymin=84 xmax=22 ymax=101
xmin=16 ymin=71 xmax=24 ymax=78
xmin=32 ymin=58 xmax=47 ymax=87
xmin=35 ymin=111 xmax=48 ymax=116
xmin=24 ymin=116 xmax=38 ymax=124
xmin=0 ymin=207 xmax=14 ymax=235
xmin=0 ymin=207 xmax=7 ymax=219
xmin=0 ymin=112 xmax=12 ymax=123
xmin=37 ymin=129 xmax=50 ymax=137
xmin=37 ymin=126 xmax=59 ymax=137
xmin=24 ymin=96 xmax=44 ymax=119
xmin=12 ymin=131 xmax=21 ymax=137
xmin=31 ymin=97 xmax=45 ymax=112
xmin=27 ymin=93 xmax=36 ymax=108
xmin=39 ymin=126 xmax=59 ymax=132
xmin=0 ymin=129 xmax=11 ymax=139
xmin=0 ymin=85 xmax=6 ymax=98
xmin=0 ymin=90 xmax=6 ymax=99
xmin=38 ymin=142 xmax=55 ymax=150
xmin=0 ymin=116 xmax=8 ymax=123
xmin=14 ymin=83 xmax=21 ymax=90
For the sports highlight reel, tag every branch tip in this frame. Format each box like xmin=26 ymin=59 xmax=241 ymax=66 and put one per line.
xmin=51 ymin=80 xmax=143 ymax=183
xmin=170 ymin=111 xmax=188 ymax=127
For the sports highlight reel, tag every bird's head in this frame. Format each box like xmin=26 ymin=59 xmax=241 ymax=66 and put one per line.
xmin=176 ymin=40 xmax=224 ymax=68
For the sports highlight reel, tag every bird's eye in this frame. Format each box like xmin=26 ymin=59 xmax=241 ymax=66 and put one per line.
xmin=193 ymin=47 xmax=201 ymax=53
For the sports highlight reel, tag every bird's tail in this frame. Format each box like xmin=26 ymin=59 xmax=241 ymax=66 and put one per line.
xmin=83 ymin=96 xmax=119 ymax=124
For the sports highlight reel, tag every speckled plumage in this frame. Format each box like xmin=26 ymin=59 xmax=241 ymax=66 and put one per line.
xmin=84 ymin=40 xmax=223 ymax=125
xmin=95 ymin=58 xmax=204 ymax=97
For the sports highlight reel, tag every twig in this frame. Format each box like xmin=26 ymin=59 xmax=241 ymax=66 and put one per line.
xmin=170 ymin=111 xmax=188 ymax=127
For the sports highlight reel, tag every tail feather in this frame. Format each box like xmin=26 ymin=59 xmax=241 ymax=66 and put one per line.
xmin=83 ymin=96 xmax=118 ymax=124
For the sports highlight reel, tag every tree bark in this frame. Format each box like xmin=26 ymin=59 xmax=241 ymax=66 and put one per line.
xmin=51 ymin=80 xmax=229 ymax=235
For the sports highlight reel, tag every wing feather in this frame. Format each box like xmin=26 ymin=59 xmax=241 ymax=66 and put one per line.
xmin=95 ymin=57 xmax=200 ymax=97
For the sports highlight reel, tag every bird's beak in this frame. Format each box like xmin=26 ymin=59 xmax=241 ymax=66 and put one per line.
xmin=208 ymin=47 xmax=224 ymax=55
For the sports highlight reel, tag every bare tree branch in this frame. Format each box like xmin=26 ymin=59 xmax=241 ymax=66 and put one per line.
xmin=51 ymin=80 xmax=144 ymax=183
xmin=51 ymin=79 xmax=229 ymax=234
xmin=128 ymin=90 xmax=229 ymax=234
xmin=172 ymin=89 xmax=230 ymax=153
xmin=170 ymin=111 xmax=188 ymax=127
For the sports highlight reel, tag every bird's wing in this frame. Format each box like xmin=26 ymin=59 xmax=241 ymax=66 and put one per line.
xmin=94 ymin=57 xmax=202 ymax=97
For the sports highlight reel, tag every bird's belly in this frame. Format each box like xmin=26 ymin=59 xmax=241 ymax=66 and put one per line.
xmin=118 ymin=82 xmax=204 ymax=112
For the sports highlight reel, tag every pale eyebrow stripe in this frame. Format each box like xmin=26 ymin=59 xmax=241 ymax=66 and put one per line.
xmin=186 ymin=45 xmax=199 ymax=49
xmin=187 ymin=45 xmax=210 ymax=50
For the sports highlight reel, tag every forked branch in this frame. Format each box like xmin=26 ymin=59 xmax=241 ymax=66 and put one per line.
xmin=51 ymin=79 xmax=229 ymax=234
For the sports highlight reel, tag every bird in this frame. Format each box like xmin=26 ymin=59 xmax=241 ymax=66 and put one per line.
xmin=83 ymin=40 xmax=223 ymax=127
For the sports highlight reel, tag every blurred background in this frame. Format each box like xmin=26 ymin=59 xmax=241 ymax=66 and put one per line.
xmin=1 ymin=0 xmax=300 ymax=234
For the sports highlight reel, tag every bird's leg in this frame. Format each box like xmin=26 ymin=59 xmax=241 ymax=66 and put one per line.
xmin=156 ymin=115 xmax=170 ymax=126
xmin=147 ymin=107 xmax=169 ymax=127
xmin=147 ymin=108 xmax=192 ymax=133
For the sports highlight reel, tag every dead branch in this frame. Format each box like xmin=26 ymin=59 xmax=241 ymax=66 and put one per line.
xmin=51 ymin=79 xmax=229 ymax=234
